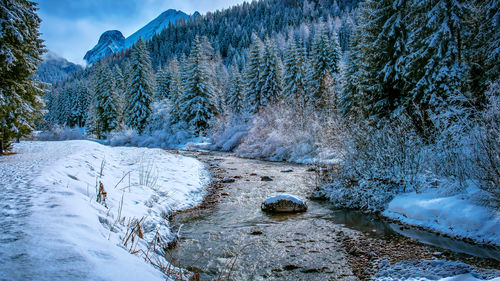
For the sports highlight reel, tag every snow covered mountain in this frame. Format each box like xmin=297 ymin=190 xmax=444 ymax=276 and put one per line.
xmin=84 ymin=9 xmax=190 ymax=65
xmin=36 ymin=51 xmax=83 ymax=84
xmin=83 ymin=30 xmax=125 ymax=65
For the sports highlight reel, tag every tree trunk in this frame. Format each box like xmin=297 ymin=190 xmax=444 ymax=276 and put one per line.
xmin=0 ymin=138 xmax=3 ymax=156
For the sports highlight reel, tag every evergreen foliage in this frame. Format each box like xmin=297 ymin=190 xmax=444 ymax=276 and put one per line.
xmin=307 ymin=26 xmax=341 ymax=107
xmin=244 ymin=34 xmax=265 ymax=114
xmin=259 ymin=38 xmax=283 ymax=106
xmin=283 ymin=38 xmax=307 ymax=104
xmin=125 ymin=39 xmax=154 ymax=134
xmin=226 ymin=65 xmax=244 ymax=116
xmin=93 ymin=63 xmax=120 ymax=138
xmin=0 ymin=0 xmax=45 ymax=148
xmin=180 ymin=37 xmax=217 ymax=134
xmin=154 ymin=65 xmax=170 ymax=100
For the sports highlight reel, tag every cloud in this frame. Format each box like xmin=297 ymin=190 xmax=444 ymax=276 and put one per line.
xmin=36 ymin=0 xmax=247 ymax=65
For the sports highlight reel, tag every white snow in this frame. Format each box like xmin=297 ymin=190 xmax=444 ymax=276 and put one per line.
xmin=263 ymin=194 xmax=306 ymax=204
xmin=438 ymin=274 xmax=500 ymax=281
xmin=374 ymin=259 xmax=500 ymax=281
xmin=0 ymin=140 xmax=208 ymax=280
xmin=382 ymin=188 xmax=500 ymax=246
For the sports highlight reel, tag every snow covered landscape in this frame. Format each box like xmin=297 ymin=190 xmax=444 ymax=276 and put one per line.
xmin=0 ymin=140 xmax=207 ymax=280
xmin=1 ymin=0 xmax=499 ymax=280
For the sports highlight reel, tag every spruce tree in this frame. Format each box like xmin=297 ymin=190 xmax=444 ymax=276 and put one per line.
xmin=283 ymin=37 xmax=307 ymax=104
xmin=0 ymin=0 xmax=45 ymax=150
xmin=180 ymin=37 xmax=217 ymax=134
xmin=351 ymin=0 xmax=410 ymax=120
xmin=307 ymin=26 xmax=341 ymax=108
xmin=94 ymin=63 xmax=120 ymax=138
xmin=167 ymin=58 xmax=183 ymax=124
xmin=226 ymin=65 xmax=244 ymax=115
xmin=125 ymin=39 xmax=154 ymax=134
xmin=155 ymin=65 xmax=170 ymax=100
xmin=259 ymin=37 xmax=283 ymax=106
xmin=244 ymin=33 xmax=264 ymax=114
xmin=70 ymin=81 xmax=89 ymax=127
xmin=404 ymin=0 xmax=467 ymax=137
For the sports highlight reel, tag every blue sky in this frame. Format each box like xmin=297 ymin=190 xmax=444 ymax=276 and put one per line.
xmin=36 ymin=0 xmax=247 ymax=65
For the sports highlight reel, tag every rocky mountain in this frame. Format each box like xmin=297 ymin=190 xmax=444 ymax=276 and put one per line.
xmin=83 ymin=30 xmax=126 ymax=65
xmin=84 ymin=9 xmax=190 ymax=65
xmin=36 ymin=51 xmax=83 ymax=84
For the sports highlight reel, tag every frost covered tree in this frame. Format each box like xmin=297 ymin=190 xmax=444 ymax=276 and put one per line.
xmin=283 ymin=37 xmax=307 ymax=105
xmin=180 ymin=37 xmax=217 ymax=134
xmin=167 ymin=58 xmax=183 ymax=124
xmin=404 ymin=0 xmax=467 ymax=137
xmin=244 ymin=33 xmax=264 ymax=114
xmin=93 ymin=63 xmax=120 ymax=138
xmin=0 ymin=0 xmax=45 ymax=151
xmin=125 ymin=39 xmax=154 ymax=134
xmin=259 ymin=38 xmax=283 ymax=106
xmin=307 ymin=26 xmax=341 ymax=108
xmin=70 ymin=81 xmax=89 ymax=127
xmin=464 ymin=0 xmax=500 ymax=110
xmin=226 ymin=65 xmax=244 ymax=115
xmin=344 ymin=0 xmax=410 ymax=120
xmin=155 ymin=65 xmax=170 ymax=100
xmin=113 ymin=64 xmax=125 ymax=97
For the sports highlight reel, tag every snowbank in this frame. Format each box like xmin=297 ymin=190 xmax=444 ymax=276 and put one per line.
xmin=3 ymin=140 xmax=208 ymax=280
xmin=382 ymin=188 xmax=500 ymax=246
xmin=374 ymin=259 xmax=500 ymax=281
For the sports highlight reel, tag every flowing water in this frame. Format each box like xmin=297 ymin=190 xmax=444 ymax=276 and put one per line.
xmin=171 ymin=152 xmax=500 ymax=280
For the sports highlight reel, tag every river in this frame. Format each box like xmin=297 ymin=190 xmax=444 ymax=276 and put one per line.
xmin=170 ymin=151 xmax=500 ymax=280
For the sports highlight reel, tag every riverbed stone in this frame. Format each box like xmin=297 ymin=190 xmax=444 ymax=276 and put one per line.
xmin=261 ymin=194 xmax=308 ymax=213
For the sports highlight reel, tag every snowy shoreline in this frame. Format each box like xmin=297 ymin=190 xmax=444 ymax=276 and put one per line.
xmin=382 ymin=188 xmax=500 ymax=248
xmin=0 ymin=140 xmax=209 ymax=281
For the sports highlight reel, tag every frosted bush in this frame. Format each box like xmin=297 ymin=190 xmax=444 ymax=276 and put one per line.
xmin=322 ymin=115 xmax=428 ymax=212
xmin=36 ymin=125 xmax=87 ymax=141
xmin=210 ymin=113 xmax=250 ymax=152
xmin=109 ymin=101 xmax=194 ymax=149
xmin=235 ymin=101 xmax=341 ymax=163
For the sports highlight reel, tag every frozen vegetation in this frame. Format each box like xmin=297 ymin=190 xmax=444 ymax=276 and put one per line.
xmin=0 ymin=140 xmax=208 ymax=280
xmin=2 ymin=0 xmax=499 ymax=280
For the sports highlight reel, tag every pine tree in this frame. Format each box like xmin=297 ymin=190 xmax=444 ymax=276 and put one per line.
xmin=283 ymin=37 xmax=307 ymax=104
xmin=125 ymin=39 xmax=154 ymax=134
xmin=114 ymin=64 xmax=125 ymax=96
xmin=404 ymin=0 xmax=467 ymax=137
xmin=94 ymin=63 xmax=120 ymax=138
xmin=464 ymin=0 xmax=500 ymax=110
xmin=167 ymin=58 xmax=183 ymax=124
xmin=155 ymin=65 xmax=170 ymax=100
xmin=70 ymin=81 xmax=89 ymax=127
xmin=307 ymin=26 xmax=341 ymax=108
xmin=226 ymin=65 xmax=244 ymax=115
xmin=244 ymin=33 xmax=264 ymax=114
xmin=0 ymin=0 xmax=45 ymax=150
xmin=352 ymin=0 xmax=410 ymax=120
xmin=259 ymin=37 xmax=283 ymax=106
xmin=180 ymin=37 xmax=217 ymax=134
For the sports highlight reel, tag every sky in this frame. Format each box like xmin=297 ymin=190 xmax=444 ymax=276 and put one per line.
xmin=36 ymin=0 xmax=247 ymax=65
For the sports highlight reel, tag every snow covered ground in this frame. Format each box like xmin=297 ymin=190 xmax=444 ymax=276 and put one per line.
xmin=374 ymin=259 xmax=500 ymax=281
xmin=382 ymin=187 xmax=500 ymax=247
xmin=0 ymin=140 xmax=208 ymax=281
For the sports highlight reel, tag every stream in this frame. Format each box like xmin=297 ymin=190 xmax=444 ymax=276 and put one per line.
xmin=171 ymin=151 xmax=500 ymax=280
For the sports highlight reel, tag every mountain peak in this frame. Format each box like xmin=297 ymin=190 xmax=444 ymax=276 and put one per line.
xmin=84 ymin=10 xmax=189 ymax=65
xmin=98 ymin=30 xmax=125 ymax=45
xmin=84 ymin=30 xmax=125 ymax=65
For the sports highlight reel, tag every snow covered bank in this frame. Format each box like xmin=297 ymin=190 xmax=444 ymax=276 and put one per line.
xmin=0 ymin=140 xmax=208 ymax=280
xmin=382 ymin=188 xmax=500 ymax=247
xmin=374 ymin=259 xmax=500 ymax=281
